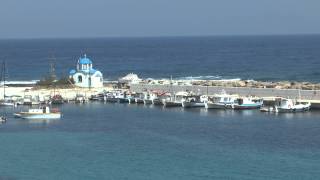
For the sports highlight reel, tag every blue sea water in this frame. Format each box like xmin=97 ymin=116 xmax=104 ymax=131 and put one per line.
xmin=0 ymin=35 xmax=319 ymax=82
xmin=0 ymin=35 xmax=320 ymax=179
xmin=0 ymin=103 xmax=320 ymax=180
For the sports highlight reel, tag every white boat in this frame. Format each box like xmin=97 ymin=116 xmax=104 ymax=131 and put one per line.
xmin=182 ymin=95 xmax=207 ymax=108
xmin=0 ymin=99 xmax=15 ymax=106
xmin=105 ymin=92 xmax=118 ymax=103
xmin=230 ymin=97 xmax=263 ymax=110
xmin=143 ymin=91 xmax=167 ymax=105
xmin=162 ymin=91 xmax=188 ymax=107
xmin=0 ymin=116 xmax=6 ymax=123
xmin=105 ymin=91 xmax=128 ymax=103
xmin=261 ymin=98 xmax=311 ymax=113
xmin=126 ymin=96 xmax=135 ymax=104
xmin=205 ymin=92 xmax=238 ymax=109
xmin=133 ymin=91 xmax=151 ymax=105
xmin=14 ymin=106 xmax=61 ymax=119
xmin=75 ymin=94 xmax=87 ymax=103
xmin=114 ymin=91 xmax=129 ymax=103
xmin=152 ymin=92 xmax=169 ymax=106
xmin=19 ymin=95 xmax=40 ymax=106
xmin=134 ymin=93 xmax=145 ymax=104
xmin=143 ymin=92 xmax=154 ymax=105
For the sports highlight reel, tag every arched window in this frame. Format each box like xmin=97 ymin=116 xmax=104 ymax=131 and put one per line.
xmin=78 ymin=75 xmax=82 ymax=83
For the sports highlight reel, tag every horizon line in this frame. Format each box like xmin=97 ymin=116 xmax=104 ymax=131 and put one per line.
xmin=1 ymin=33 xmax=320 ymax=41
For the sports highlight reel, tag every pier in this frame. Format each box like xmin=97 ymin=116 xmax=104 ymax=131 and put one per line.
xmin=129 ymin=84 xmax=320 ymax=109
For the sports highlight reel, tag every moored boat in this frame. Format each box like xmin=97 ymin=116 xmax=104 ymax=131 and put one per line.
xmin=0 ymin=61 xmax=15 ymax=106
xmin=162 ymin=91 xmax=188 ymax=107
xmin=205 ymin=93 xmax=238 ymax=109
xmin=261 ymin=98 xmax=311 ymax=113
xmin=152 ymin=93 xmax=168 ymax=106
xmin=0 ymin=116 xmax=6 ymax=123
xmin=14 ymin=106 xmax=61 ymax=119
xmin=133 ymin=92 xmax=145 ymax=104
xmin=75 ymin=94 xmax=87 ymax=103
xmin=230 ymin=97 xmax=263 ymax=110
xmin=50 ymin=94 xmax=64 ymax=104
xmin=182 ymin=95 xmax=207 ymax=108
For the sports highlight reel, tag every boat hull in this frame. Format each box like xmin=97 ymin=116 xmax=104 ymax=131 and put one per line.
xmin=204 ymin=102 xmax=227 ymax=109
xmin=17 ymin=113 xmax=61 ymax=119
xmin=143 ymin=99 xmax=153 ymax=105
xmin=277 ymin=106 xmax=310 ymax=113
xmin=0 ymin=102 xmax=15 ymax=106
xmin=182 ymin=101 xmax=204 ymax=108
xmin=231 ymin=104 xmax=261 ymax=110
xmin=135 ymin=98 xmax=144 ymax=104
xmin=127 ymin=98 xmax=135 ymax=104
xmin=118 ymin=98 xmax=129 ymax=103
xmin=152 ymin=99 xmax=163 ymax=106
xmin=163 ymin=101 xmax=182 ymax=107
xmin=106 ymin=97 xmax=118 ymax=103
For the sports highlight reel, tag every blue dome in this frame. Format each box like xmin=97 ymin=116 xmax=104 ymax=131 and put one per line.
xmin=79 ymin=57 xmax=92 ymax=64
xmin=89 ymin=69 xmax=97 ymax=74
xmin=69 ymin=69 xmax=76 ymax=75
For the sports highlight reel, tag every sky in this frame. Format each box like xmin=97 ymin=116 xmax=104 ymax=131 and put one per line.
xmin=0 ymin=0 xmax=320 ymax=39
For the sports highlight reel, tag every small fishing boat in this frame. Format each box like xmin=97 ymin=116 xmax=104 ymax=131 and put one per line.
xmin=152 ymin=92 xmax=169 ymax=106
xmin=19 ymin=95 xmax=40 ymax=106
xmin=89 ymin=93 xmax=105 ymax=101
xmin=105 ymin=92 xmax=118 ymax=103
xmin=0 ymin=61 xmax=15 ymax=106
xmin=143 ymin=92 xmax=158 ymax=105
xmin=134 ymin=93 xmax=145 ymax=104
xmin=114 ymin=91 xmax=129 ymax=103
xmin=0 ymin=116 xmax=6 ymax=123
xmin=230 ymin=97 xmax=263 ymax=110
xmin=182 ymin=95 xmax=207 ymax=108
xmin=205 ymin=92 xmax=238 ymax=109
xmin=75 ymin=94 xmax=87 ymax=103
xmin=50 ymin=94 xmax=64 ymax=104
xmin=162 ymin=91 xmax=188 ymax=107
xmin=261 ymin=98 xmax=311 ymax=113
xmin=0 ymin=99 xmax=15 ymax=106
xmin=14 ymin=106 xmax=61 ymax=119
xmin=125 ymin=93 xmax=136 ymax=104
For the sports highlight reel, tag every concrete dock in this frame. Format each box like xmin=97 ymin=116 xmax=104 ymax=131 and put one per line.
xmin=130 ymin=84 xmax=320 ymax=109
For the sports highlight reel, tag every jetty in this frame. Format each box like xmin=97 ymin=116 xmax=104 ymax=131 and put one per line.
xmin=129 ymin=83 xmax=320 ymax=109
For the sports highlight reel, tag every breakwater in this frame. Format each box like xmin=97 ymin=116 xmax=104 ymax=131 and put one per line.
xmin=129 ymin=84 xmax=320 ymax=108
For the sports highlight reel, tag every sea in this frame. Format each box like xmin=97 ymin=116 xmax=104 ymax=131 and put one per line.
xmin=0 ymin=35 xmax=320 ymax=180
xmin=0 ymin=35 xmax=320 ymax=82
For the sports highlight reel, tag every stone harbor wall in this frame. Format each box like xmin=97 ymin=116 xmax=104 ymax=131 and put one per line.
xmin=130 ymin=84 xmax=320 ymax=100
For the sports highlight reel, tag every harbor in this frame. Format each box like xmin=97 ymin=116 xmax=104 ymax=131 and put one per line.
xmin=3 ymin=0 xmax=320 ymax=179
xmin=1 ymin=76 xmax=319 ymax=113
xmin=0 ymin=54 xmax=319 ymax=114
xmin=0 ymin=38 xmax=319 ymax=180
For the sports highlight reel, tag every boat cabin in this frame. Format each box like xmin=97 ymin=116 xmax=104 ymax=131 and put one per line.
xmin=29 ymin=107 xmax=51 ymax=114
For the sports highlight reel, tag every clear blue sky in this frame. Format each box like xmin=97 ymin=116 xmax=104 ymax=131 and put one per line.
xmin=0 ymin=0 xmax=319 ymax=38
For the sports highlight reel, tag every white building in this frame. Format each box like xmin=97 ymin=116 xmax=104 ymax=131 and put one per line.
xmin=119 ymin=73 xmax=142 ymax=84
xmin=69 ymin=54 xmax=103 ymax=88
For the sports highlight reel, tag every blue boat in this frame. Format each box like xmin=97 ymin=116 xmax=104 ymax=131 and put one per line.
xmin=230 ymin=97 xmax=263 ymax=110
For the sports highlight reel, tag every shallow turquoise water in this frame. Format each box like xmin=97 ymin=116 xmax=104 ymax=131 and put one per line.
xmin=0 ymin=103 xmax=320 ymax=179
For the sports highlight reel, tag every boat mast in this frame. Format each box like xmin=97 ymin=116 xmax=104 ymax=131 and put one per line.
xmin=2 ymin=61 xmax=5 ymax=100
xmin=298 ymin=85 xmax=302 ymax=103
xmin=170 ymin=75 xmax=174 ymax=101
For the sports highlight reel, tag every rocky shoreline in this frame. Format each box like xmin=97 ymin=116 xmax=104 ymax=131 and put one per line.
xmin=142 ymin=79 xmax=320 ymax=90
